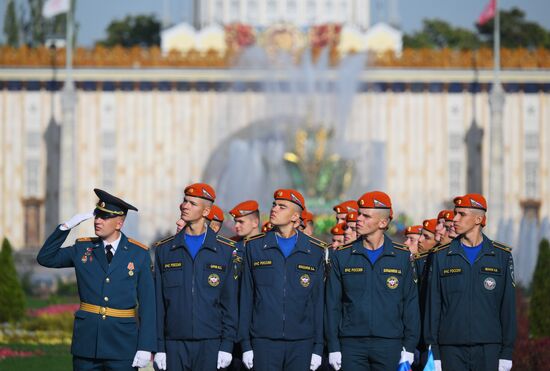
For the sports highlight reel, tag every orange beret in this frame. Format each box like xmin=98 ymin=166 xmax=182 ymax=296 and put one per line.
xmin=206 ymin=205 xmax=224 ymax=222
xmin=301 ymin=210 xmax=314 ymax=224
xmin=261 ymin=221 xmax=273 ymax=233
xmin=422 ymin=219 xmax=438 ymax=234
xmin=274 ymin=189 xmax=305 ymax=210
xmin=229 ymin=200 xmax=259 ymax=218
xmin=357 ymin=191 xmax=393 ymax=218
xmin=184 ymin=183 xmax=216 ymax=202
xmin=333 ymin=200 xmax=359 ymax=214
xmin=345 ymin=212 xmax=358 ymax=223
xmin=453 ymin=193 xmax=487 ymax=211
xmin=404 ymin=225 xmax=423 ymax=236
xmin=331 ymin=223 xmax=347 ymax=236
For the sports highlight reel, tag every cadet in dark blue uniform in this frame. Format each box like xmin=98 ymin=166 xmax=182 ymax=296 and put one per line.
xmin=238 ymin=189 xmax=327 ymax=371
xmin=325 ymin=191 xmax=419 ymax=371
xmin=424 ymin=193 xmax=516 ymax=371
xmin=37 ymin=189 xmax=156 ymax=371
xmin=153 ymin=183 xmax=238 ymax=371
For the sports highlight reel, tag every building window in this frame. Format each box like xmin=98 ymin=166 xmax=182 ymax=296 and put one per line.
xmin=525 ymin=133 xmax=538 ymax=151
xmin=525 ymin=161 xmax=538 ymax=199
xmin=449 ymin=161 xmax=461 ymax=196
xmin=23 ymin=197 xmax=43 ymax=248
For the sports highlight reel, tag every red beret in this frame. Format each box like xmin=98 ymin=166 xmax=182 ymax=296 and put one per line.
xmin=422 ymin=219 xmax=438 ymax=234
xmin=331 ymin=223 xmax=347 ymax=236
xmin=345 ymin=212 xmax=358 ymax=223
xmin=274 ymin=189 xmax=305 ymax=210
xmin=357 ymin=191 xmax=393 ymax=218
xmin=184 ymin=183 xmax=216 ymax=202
xmin=206 ymin=205 xmax=224 ymax=222
xmin=404 ymin=225 xmax=423 ymax=236
xmin=229 ymin=200 xmax=259 ymax=218
xmin=333 ymin=200 xmax=359 ymax=214
xmin=453 ymin=194 xmax=487 ymax=211
xmin=301 ymin=210 xmax=314 ymax=224
xmin=443 ymin=210 xmax=455 ymax=221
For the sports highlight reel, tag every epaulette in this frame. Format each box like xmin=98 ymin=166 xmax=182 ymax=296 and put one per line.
xmin=309 ymin=236 xmax=329 ymax=249
xmin=338 ymin=242 xmax=353 ymax=251
xmin=413 ymin=252 xmax=429 ymax=260
xmin=154 ymin=235 xmax=175 ymax=247
xmin=76 ymin=237 xmax=98 ymax=243
xmin=128 ymin=238 xmax=149 ymax=250
xmin=244 ymin=233 xmax=265 ymax=242
xmin=392 ymin=241 xmax=409 ymax=252
xmin=492 ymin=240 xmax=512 ymax=253
xmin=217 ymin=234 xmax=237 ymax=247
xmin=434 ymin=242 xmax=451 ymax=252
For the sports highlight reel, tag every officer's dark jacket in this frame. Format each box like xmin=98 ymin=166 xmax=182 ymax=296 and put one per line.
xmin=414 ymin=247 xmax=441 ymax=349
xmin=423 ymin=234 xmax=516 ymax=360
xmin=37 ymin=227 xmax=156 ymax=359
xmin=238 ymin=230 xmax=326 ymax=355
xmin=154 ymin=227 xmax=238 ymax=353
xmin=325 ymin=235 xmax=420 ymax=353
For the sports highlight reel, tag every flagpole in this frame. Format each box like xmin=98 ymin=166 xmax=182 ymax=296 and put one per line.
xmin=488 ymin=0 xmax=505 ymax=237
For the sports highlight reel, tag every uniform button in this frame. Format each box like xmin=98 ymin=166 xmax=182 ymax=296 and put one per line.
xmin=104 ymin=296 xmax=109 ymax=302
xmin=101 ymin=315 xmax=106 ymax=320
xmin=105 ymin=278 xmax=110 ymax=283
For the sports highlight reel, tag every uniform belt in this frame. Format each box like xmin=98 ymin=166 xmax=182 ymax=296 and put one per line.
xmin=80 ymin=302 xmax=136 ymax=318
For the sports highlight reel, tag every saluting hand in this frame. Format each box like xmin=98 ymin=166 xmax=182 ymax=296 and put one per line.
xmin=60 ymin=210 xmax=95 ymax=230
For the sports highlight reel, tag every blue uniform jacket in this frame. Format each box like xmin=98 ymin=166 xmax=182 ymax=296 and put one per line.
xmin=238 ymin=230 xmax=326 ymax=355
xmin=325 ymin=235 xmax=420 ymax=353
xmin=154 ymin=228 xmax=238 ymax=353
xmin=423 ymin=235 xmax=516 ymax=360
xmin=37 ymin=227 xmax=157 ymax=360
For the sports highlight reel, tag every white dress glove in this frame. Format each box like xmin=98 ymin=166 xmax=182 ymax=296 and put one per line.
xmin=60 ymin=210 xmax=95 ymax=230
xmin=131 ymin=350 xmax=151 ymax=368
xmin=217 ymin=351 xmax=233 ymax=369
xmin=154 ymin=352 xmax=167 ymax=370
xmin=498 ymin=359 xmax=513 ymax=371
xmin=242 ymin=350 xmax=254 ymax=369
xmin=310 ymin=353 xmax=322 ymax=370
xmin=328 ymin=352 xmax=342 ymax=370
xmin=434 ymin=359 xmax=442 ymax=371
xmin=399 ymin=347 xmax=415 ymax=365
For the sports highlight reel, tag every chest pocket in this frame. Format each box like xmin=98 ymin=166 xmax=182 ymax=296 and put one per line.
xmin=440 ymin=267 xmax=465 ymax=294
xmin=253 ymin=260 xmax=275 ymax=286
xmin=203 ymin=263 xmax=225 ymax=289
xmin=162 ymin=262 xmax=183 ymax=288
xmin=342 ymin=267 xmax=366 ymax=291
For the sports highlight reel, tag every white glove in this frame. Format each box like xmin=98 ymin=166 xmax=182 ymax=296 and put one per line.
xmin=154 ymin=352 xmax=167 ymax=370
xmin=328 ymin=352 xmax=342 ymax=370
xmin=399 ymin=347 xmax=415 ymax=365
xmin=60 ymin=210 xmax=95 ymax=230
xmin=242 ymin=350 xmax=254 ymax=369
xmin=499 ymin=359 xmax=512 ymax=371
xmin=131 ymin=350 xmax=151 ymax=368
xmin=310 ymin=353 xmax=322 ymax=370
xmin=434 ymin=359 xmax=442 ymax=371
xmin=217 ymin=351 xmax=232 ymax=369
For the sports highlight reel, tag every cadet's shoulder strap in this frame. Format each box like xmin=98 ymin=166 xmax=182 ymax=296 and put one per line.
xmin=216 ymin=234 xmax=237 ymax=248
xmin=154 ymin=235 xmax=175 ymax=247
xmin=244 ymin=233 xmax=265 ymax=243
xmin=128 ymin=238 xmax=149 ymax=250
xmin=392 ymin=241 xmax=409 ymax=252
xmin=413 ymin=252 xmax=429 ymax=260
xmin=338 ymin=242 xmax=353 ymax=251
xmin=492 ymin=240 xmax=512 ymax=253
xmin=434 ymin=242 xmax=451 ymax=252
xmin=308 ymin=236 xmax=329 ymax=250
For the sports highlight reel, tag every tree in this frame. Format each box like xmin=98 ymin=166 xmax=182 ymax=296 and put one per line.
xmin=3 ymin=0 xmax=20 ymax=47
xmin=404 ymin=19 xmax=481 ymax=49
xmin=97 ymin=15 xmax=161 ymax=47
xmin=0 ymin=238 xmax=26 ymax=322
xmin=477 ymin=8 xmax=550 ymax=49
xmin=530 ymin=238 xmax=550 ymax=338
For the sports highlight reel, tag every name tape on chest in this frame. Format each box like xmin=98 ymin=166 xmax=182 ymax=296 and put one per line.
xmin=253 ymin=260 xmax=273 ymax=267
xmin=382 ymin=268 xmax=402 ymax=275
xmin=206 ymin=263 xmax=226 ymax=271
xmin=481 ymin=266 xmax=501 ymax=274
xmin=164 ymin=262 xmax=182 ymax=270
xmin=297 ymin=264 xmax=316 ymax=272
xmin=344 ymin=267 xmax=364 ymax=273
xmin=441 ymin=267 xmax=462 ymax=276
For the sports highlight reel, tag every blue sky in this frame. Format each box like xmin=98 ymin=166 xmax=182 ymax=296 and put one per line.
xmin=0 ymin=0 xmax=549 ymax=46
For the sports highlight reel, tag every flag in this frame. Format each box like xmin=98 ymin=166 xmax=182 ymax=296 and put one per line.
xmin=423 ymin=346 xmax=436 ymax=371
xmin=397 ymin=360 xmax=412 ymax=371
xmin=42 ymin=0 xmax=70 ymax=18
xmin=477 ymin=0 xmax=496 ymax=25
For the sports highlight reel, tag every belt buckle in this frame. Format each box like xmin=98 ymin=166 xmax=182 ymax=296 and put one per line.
xmin=99 ymin=306 xmax=106 ymax=315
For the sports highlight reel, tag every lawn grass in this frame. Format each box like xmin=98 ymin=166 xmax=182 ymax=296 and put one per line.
xmin=0 ymin=344 xmax=71 ymax=371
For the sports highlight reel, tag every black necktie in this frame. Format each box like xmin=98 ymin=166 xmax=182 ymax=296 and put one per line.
xmin=105 ymin=244 xmax=113 ymax=264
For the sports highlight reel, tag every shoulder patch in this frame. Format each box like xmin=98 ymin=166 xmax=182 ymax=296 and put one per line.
xmin=217 ymin=234 xmax=237 ymax=247
xmin=244 ymin=233 xmax=265 ymax=242
xmin=154 ymin=235 xmax=175 ymax=247
xmin=493 ymin=240 xmax=512 ymax=253
xmin=308 ymin=236 xmax=329 ymax=249
xmin=75 ymin=237 xmax=97 ymax=243
xmin=393 ymin=242 xmax=409 ymax=252
xmin=338 ymin=242 xmax=353 ymax=251
xmin=128 ymin=238 xmax=149 ymax=250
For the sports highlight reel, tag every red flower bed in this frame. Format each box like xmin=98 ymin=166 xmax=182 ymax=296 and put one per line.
xmin=27 ymin=303 xmax=79 ymax=317
xmin=0 ymin=347 xmax=42 ymax=360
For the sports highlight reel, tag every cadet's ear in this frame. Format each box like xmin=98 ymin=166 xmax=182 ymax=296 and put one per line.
xmin=115 ymin=216 xmax=125 ymax=231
